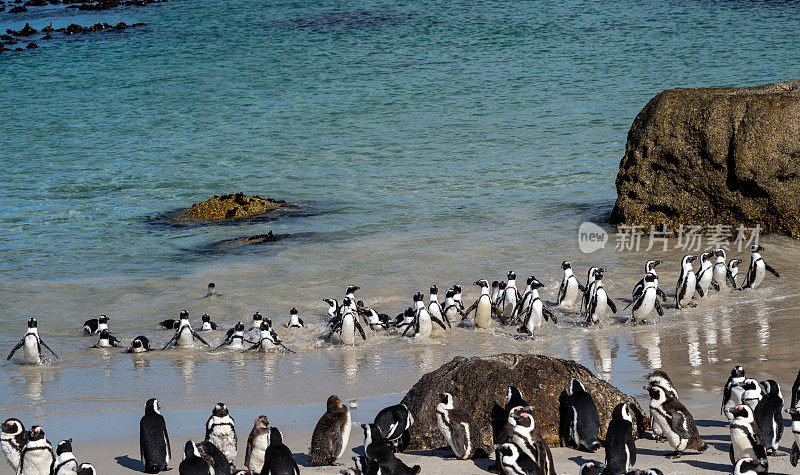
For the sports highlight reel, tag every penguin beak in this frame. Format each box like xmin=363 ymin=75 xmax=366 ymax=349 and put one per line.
xmin=758 ymin=245 xmax=764 ymax=251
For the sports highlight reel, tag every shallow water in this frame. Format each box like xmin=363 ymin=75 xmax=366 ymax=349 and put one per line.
xmin=3 ymin=0 xmax=800 ymax=425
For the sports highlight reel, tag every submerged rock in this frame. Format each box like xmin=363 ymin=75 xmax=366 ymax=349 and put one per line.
xmin=172 ymin=193 xmax=288 ymax=223
xmin=7 ymin=23 xmax=37 ymax=36
xmin=400 ymin=354 xmax=647 ymax=450
xmin=8 ymin=5 xmax=27 ymax=12
xmin=611 ymin=80 xmax=800 ymax=238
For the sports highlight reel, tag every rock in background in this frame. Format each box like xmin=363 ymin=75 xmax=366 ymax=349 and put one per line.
xmin=400 ymin=354 xmax=647 ymax=450
xmin=171 ymin=192 xmax=287 ymax=223
xmin=611 ymin=80 xmax=800 ymax=237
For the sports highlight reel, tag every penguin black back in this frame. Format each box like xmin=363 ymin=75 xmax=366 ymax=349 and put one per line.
xmin=197 ymin=440 xmax=230 ymax=475
xmin=308 ymin=395 xmax=350 ymax=466
xmin=179 ymin=440 xmax=212 ymax=474
xmin=260 ymin=427 xmax=299 ymax=475
xmin=560 ymin=379 xmax=600 ymax=451
xmin=140 ymin=398 xmax=171 ymax=473
xmin=604 ymin=403 xmax=636 ymax=473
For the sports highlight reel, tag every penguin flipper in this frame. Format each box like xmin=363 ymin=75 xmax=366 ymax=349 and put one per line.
xmin=656 ymin=287 xmax=667 ymax=302
xmin=669 ymin=411 xmax=690 ymax=440
xmin=161 ymin=335 xmax=177 ymax=350
xmin=557 ymin=281 xmax=566 ymax=305
xmin=299 ymin=318 xmax=304 ymax=326
xmin=606 ymin=297 xmax=617 ymax=314
xmin=243 ymin=343 xmax=260 ymax=352
xmin=461 ymin=300 xmax=478 ymax=320
xmin=710 ymin=280 xmax=720 ymax=292
xmin=694 ymin=284 xmax=705 ymax=298
xmin=431 ymin=315 xmax=447 ymax=330
xmin=765 ymin=263 xmax=780 ymax=277
xmin=192 ymin=331 xmax=211 ymax=347
xmin=38 ymin=338 xmax=60 ymax=359
xmin=726 ymin=270 xmax=738 ymax=289
xmin=577 ymin=282 xmax=586 ymax=293
xmin=654 ymin=299 xmax=664 ymax=317
xmin=354 ymin=320 xmax=367 ymax=340
xmin=791 ymin=441 xmax=799 ymax=467
xmin=621 ymin=300 xmax=633 ymax=311
xmin=6 ymin=338 xmax=24 ymax=360
xmin=542 ymin=305 xmax=556 ymax=324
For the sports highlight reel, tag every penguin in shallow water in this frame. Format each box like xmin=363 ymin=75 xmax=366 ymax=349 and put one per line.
xmin=162 ymin=311 xmax=210 ymax=349
xmin=244 ymin=415 xmax=270 ymax=473
xmin=499 ymin=442 xmax=543 ymax=475
xmin=53 ymin=438 xmax=78 ymax=475
xmin=402 ymin=292 xmax=446 ymax=338
xmin=624 ymin=261 xmax=666 ymax=311
xmin=373 ymin=403 xmax=414 ymax=453
xmin=694 ymin=251 xmax=716 ymax=296
xmin=675 ymin=255 xmax=698 ymax=309
xmin=726 ymin=404 xmax=768 ymax=467
xmin=246 ymin=320 xmax=292 ymax=352
xmin=205 ymin=402 xmax=237 ymax=465
xmin=452 ymin=284 xmax=465 ymax=312
xmin=127 ymin=335 xmax=152 ymax=353
xmin=200 ymin=313 xmax=218 ymax=331
xmin=753 ymin=379 xmax=783 ymax=455
xmin=261 ymin=426 xmax=300 ymax=475
xmin=728 ymin=259 xmax=744 ymax=287
xmin=580 ymin=266 xmax=601 ymax=313
xmin=215 ymin=322 xmax=249 ymax=351
xmin=93 ymin=329 xmax=123 ymax=348
xmin=140 ymin=398 xmax=171 ymax=473
xmin=557 ymin=261 xmax=585 ymax=308
xmin=560 ymin=379 xmax=600 ymax=452
xmin=328 ymin=298 xmax=366 ymax=345
xmin=18 ymin=426 xmax=54 ymax=475
xmin=787 ymin=403 xmax=800 ymax=467
xmin=287 ymin=308 xmax=304 ymax=328
xmin=510 ymin=406 xmax=555 ymax=475
xmin=356 ymin=301 xmax=391 ymax=331
xmin=711 ymin=249 xmax=738 ymax=290
xmin=604 ymin=403 xmax=636 ymax=474
xmin=630 ymin=273 xmax=664 ymax=324
xmin=204 ymin=282 xmax=220 ymax=298
xmin=1 ymin=418 xmax=26 ymax=472
xmin=341 ymin=285 xmax=360 ymax=315
xmin=6 ymin=317 xmax=59 ymax=364
xmin=308 ymin=395 xmax=351 ymax=466
xmin=461 ymin=280 xmax=493 ymax=328
xmin=428 ymin=285 xmax=450 ymax=329
xmin=646 ymin=385 xmax=706 ymax=458
xmin=722 ymin=365 xmax=747 ymax=414
xmin=83 ymin=314 xmax=109 ymax=335
xmin=324 ymin=299 xmax=340 ymax=322
xmin=249 ymin=312 xmax=265 ymax=333
xmin=179 ymin=440 xmax=213 ymax=474
xmin=435 ymin=392 xmax=486 ymax=460
xmin=741 ymin=244 xmax=779 ymax=289
xmin=518 ymin=276 xmax=556 ymax=336
xmin=732 ymin=457 xmax=769 ymax=475
xmin=585 ymin=269 xmax=616 ymax=325
xmin=498 ymin=271 xmax=522 ymax=324
xmin=442 ymin=289 xmax=461 ymax=328
xmin=490 ymin=281 xmax=500 ymax=306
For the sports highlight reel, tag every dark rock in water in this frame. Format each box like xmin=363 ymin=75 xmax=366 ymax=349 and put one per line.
xmin=26 ymin=41 xmax=37 ymax=48
xmin=57 ymin=22 xmax=144 ymax=35
xmin=1 ymin=35 xmax=17 ymax=43
xmin=7 ymin=23 xmax=37 ymax=36
xmin=8 ymin=4 xmax=25 ymax=11
xmin=400 ymin=354 xmax=648 ymax=450
xmin=24 ymin=0 xmax=46 ymax=6
xmin=611 ymin=80 xmax=800 ymax=238
xmin=171 ymin=193 xmax=288 ymax=224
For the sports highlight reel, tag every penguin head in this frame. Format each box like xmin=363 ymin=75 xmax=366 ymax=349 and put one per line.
xmin=507 ymin=271 xmax=516 ymax=280
xmin=491 ymin=280 xmax=499 ymax=289
xmin=750 ymin=243 xmax=764 ymax=253
xmin=131 ymin=337 xmax=144 ymax=350
xmin=252 ymin=415 xmax=270 ymax=431
xmin=731 ymin=365 xmax=745 ymax=379
xmin=646 ymin=260 xmax=662 ymax=272
xmin=345 ymin=285 xmax=360 ymax=295
xmin=740 ymin=378 xmax=759 ymax=392
xmin=356 ymin=301 xmax=365 ymax=310
xmin=498 ymin=442 xmax=518 ymax=458
xmin=56 ymin=438 xmax=73 ymax=455
xmin=342 ymin=297 xmax=352 ymax=308
xmin=76 ymin=463 xmax=97 ymax=475
xmin=145 ymin=398 xmax=161 ymax=415
xmin=729 ymin=259 xmax=743 ymax=269
xmin=429 ymin=285 xmax=438 ymax=295
xmin=1 ymin=418 xmax=24 ymax=436
xmin=579 ymin=462 xmax=606 ymax=475
xmin=98 ymin=315 xmax=109 ymax=324
xmin=27 ymin=317 xmax=37 ymax=329
xmin=725 ymin=404 xmax=753 ymax=421
xmin=700 ymin=251 xmax=713 ymax=262
xmin=593 ymin=269 xmax=604 ymax=280
xmin=260 ymin=320 xmax=271 ymax=331
xmin=530 ymin=277 xmax=544 ymax=289
xmin=252 ymin=312 xmax=263 ymax=322
xmin=506 ymin=386 xmax=524 ymax=405
xmin=207 ymin=282 xmax=215 ymax=291
xmin=498 ymin=281 xmax=507 ymax=290
xmin=611 ymin=403 xmax=632 ymax=422
xmin=714 ymin=249 xmax=726 ymax=258
xmin=323 ymin=298 xmax=335 ymax=307
xmin=27 ymin=426 xmax=45 ymax=441
xmin=647 ymin=370 xmax=674 ymax=391
xmin=734 ymin=458 xmax=767 ymax=475
xmin=509 ymin=406 xmax=535 ymax=428
xmin=436 ymin=392 xmax=455 ymax=409
xmin=445 ymin=289 xmax=455 ymax=298
xmin=290 ymin=307 xmax=298 ymax=316
xmin=413 ymin=292 xmax=424 ymax=302
xmin=326 ymin=395 xmax=345 ymax=413
xmin=179 ymin=310 xmax=189 ymax=320
xmin=212 ymin=402 xmax=228 ymax=417
xmin=201 ymin=313 xmax=211 ymax=323
xmin=526 ymin=276 xmax=535 ymax=286
xmin=183 ymin=440 xmax=201 ymax=460
xmin=567 ymin=379 xmax=586 ymax=396
xmin=682 ymin=255 xmax=697 ymax=266
xmin=561 ymin=261 xmax=571 ymax=270
xmin=646 ymin=385 xmax=667 ymax=403
xmin=474 ymin=280 xmax=489 ymax=288
xmin=268 ymin=427 xmax=283 ymax=447
xmin=452 ymin=284 xmax=462 ymax=293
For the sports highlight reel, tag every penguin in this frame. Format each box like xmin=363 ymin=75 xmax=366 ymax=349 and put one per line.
xmin=729 ymin=259 xmax=744 ymax=287
xmin=200 ymin=313 xmax=218 ymax=331
xmin=647 ymin=370 xmax=678 ymax=399
xmin=578 ymin=461 xmax=605 ymax=475
xmin=75 ymin=463 xmax=97 ymax=475
xmin=179 ymin=440 xmax=213 ymax=474
xmin=1 ymin=418 xmax=26 ymax=472
xmin=461 ymin=280 xmax=493 ymax=328
xmin=362 ymin=424 xmax=420 ymax=475
xmin=490 ymin=387 xmax=528 ymax=473
xmin=510 ymin=406 xmax=555 ymax=475
xmin=625 ymin=470 xmax=664 ymax=475
xmin=260 ymin=427 xmax=300 ymax=475
xmin=244 ymin=415 xmax=270 ymax=473
xmin=356 ymin=301 xmax=391 ymax=331
xmin=498 ymin=442 xmax=543 ymax=475
xmin=694 ymin=251 xmax=716 ymax=296
xmin=712 ymin=249 xmax=738 ymax=290
xmin=93 ymin=329 xmax=123 ymax=348
xmin=249 ymin=312 xmax=265 ymax=332
xmin=159 ymin=319 xmax=179 ymax=330
xmin=373 ymin=403 xmax=414 ymax=453
xmin=580 ymin=266 xmax=601 ymax=313
xmin=82 ymin=314 xmax=109 ymax=335
xmin=340 ymin=455 xmax=377 ymax=475
xmin=402 ymin=292 xmax=446 ymax=339
xmin=140 ymin=398 xmax=171 ymax=473
xmin=205 ymin=402 xmax=237 ymax=465
xmin=560 ymin=379 xmax=600 ymax=452
xmin=490 ymin=281 xmax=500 ymax=306
xmin=53 ymin=438 xmax=77 ymax=475
xmin=646 ymin=385 xmax=707 ymax=457
xmin=196 ymin=440 xmax=230 ymax=475
xmin=732 ymin=457 xmax=769 ymax=475
xmin=753 ymin=379 xmax=783 ymax=455
xmin=675 ymin=255 xmax=698 ymax=309
xmin=604 ymin=403 xmax=636 ymax=474
xmin=18 ymin=426 xmax=54 ymax=475
xmin=722 ymin=365 xmax=747 ymax=414
xmin=328 ymin=298 xmax=366 ymax=345
xmin=517 ymin=276 xmax=556 ymax=336
xmin=739 ymin=379 xmax=763 ymax=411
xmin=741 ymin=244 xmax=779 ymax=289
xmin=428 ymin=285 xmax=450 ymax=329
xmin=452 ymin=284 xmax=465 ymax=312
xmin=497 ymin=271 xmax=522 ymax=325
xmin=585 ymin=269 xmax=616 ymax=325
xmin=361 ymin=423 xmax=381 ymax=458
xmin=557 ymin=261 xmax=585 ymax=308
xmin=435 ymin=392 xmax=486 ymax=460
xmin=726 ymin=404 xmax=768 ymax=467
xmin=495 ymin=281 xmax=507 ymax=317
xmin=246 ymin=320 xmax=290 ymax=352
xmin=162 ymin=311 xmax=210 ymax=349
xmin=287 ymin=308 xmax=304 ymax=328
xmin=6 ymin=317 xmax=59 ymax=364
xmin=127 ymin=335 xmax=152 ymax=353
xmin=308 ymin=395 xmax=351 ymax=466
xmin=630 ymin=273 xmax=664 ymax=324
xmin=628 ymin=260 xmax=667 ymax=305
xmin=205 ymin=282 xmax=220 ymax=297
xmin=215 ymin=322 xmax=249 ymax=351
xmin=324 ymin=299 xmax=340 ymax=322
xmin=787 ymin=403 xmax=800 ymax=467
xmin=442 ymin=289 xmax=461 ymax=327
xmin=342 ymin=285 xmax=360 ymax=315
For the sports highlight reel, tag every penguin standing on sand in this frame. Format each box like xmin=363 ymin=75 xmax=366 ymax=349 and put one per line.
xmin=308 ymin=395 xmax=351 ymax=466
xmin=753 ymin=380 xmax=783 ymax=455
xmin=215 ymin=323 xmax=249 ymax=351
xmin=205 ymin=402 xmax=237 ymax=465
xmin=741 ymin=244 xmax=780 ymax=289
xmin=646 ymin=370 xmax=678 ymax=442
xmin=200 ymin=313 xmax=218 ymax=331
xmin=362 ymin=424 xmax=420 ymax=474
xmin=732 ymin=457 xmax=769 ymax=475
xmin=491 ymin=386 xmax=528 ymax=472
xmin=787 ymin=403 xmax=800 ymax=466
xmin=6 ymin=317 xmax=59 ymax=364
xmin=435 ymin=392 xmax=486 ymax=460
xmin=53 ymin=439 xmax=78 ymax=475
xmin=82 ymin=315 xmax=109 ymax=335
xmin=179 ymin=441 xmax=213 ymax=474
xmin=261 ymin=427 xmax=300 ymax=475
xmin=585 ymin=269 xmax=616 ymax=325
xmin=1 ymin=418 xmax=26 ymax=472
xmin=18 ymin=426 xmax=54 ymax=475
xmin=517 ymin=276 xmax=556 ymax=337
xmin=428 ymin=285 xmax=450 ymax=329
xmin=604 ymin=403 xmax=636 ymax=474
xmin=127 ymin=336 xmax=152 ymax=353
xmin=722 ymin=366 xmax=747 ymax=414
xmin=140 ymin=398 xmax=171 ymax=473
xmin=93 ymin=329 xmax=123 ymax=348
xmin=373 ymin=403 xmax=414 ymax=452
xmin=287 ymin=308 xmax=304 ymax=328
xmin=196 ymin=440 xmax=229 ymax=474
xmin=675 ymin=255 xmax=698 ymax=309
xmin=726 ymin=404 xmax=768 ymax=467
xmin=557 ymin=261 xmax=585 ymax=308
xmin=630 ymin=274 xmax=664 ymax=324
xmin=461 ymin=280 xmax=493 ymax=329
xmin=244 ymin=415 xmax=270 ymax=473
xmin=510 ymin=407 xmax=555 ymax=475
xmin=328 ymin=298 xmax=366 ymax=345
xmin=560 ymin=379 xmax=600 ymax=452
xmin=695 ymin=251 xmax=716 ymax=296
xmin=162 ymin=311 xmax=210 ymax=349
xmin=499 ymin=442 xmax=543 ymax=475
xmin=646 ymin=385 xmax=707 ymax=458
xmin=712 ymin=249 xmax=738 ymax=290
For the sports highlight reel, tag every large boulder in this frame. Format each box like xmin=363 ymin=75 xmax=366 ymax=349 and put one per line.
xmin=400 ymin=354 xmax=647 ymax=450
xmin=171 ymin=193 xmax=287 ymax=223
xmin=610 ymin=80 xmax=800 ymax=237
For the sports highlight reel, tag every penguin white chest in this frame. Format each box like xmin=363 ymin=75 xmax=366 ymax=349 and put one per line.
xmin=527 ymin=300 xmax=543 ymax=331
xmin=247 ymin=433 xmax=270 ymax=472
xmin=338 ymin=411 xmax=351 ymax=459
xmin=633 ymin=290 xmax=656 ymax=322
xmin=208 ymin=417 xmax=236 ymax=461
xmin=595 ymin=288 xmax=610 ymax=315
xmin=752 ymin=261 xmax=765 ymax=288
xmin=20 ymin=446 xmax=53 ymax=475
xmin=176 ymin=328 xmax=194 ymax=347
xmin=502 ymin=288 xmax=517 ymax=319
xmin=679 ymin=273 xmax=696 ymax=305
xmin=435 ymin=411 xmax=452 ymax=445
xmin=712 ymin=262 xmax=727 ymax=286
xmin=228 ymin=337 xmax=244 ymax=350
xmin=23 ymin=335 xmax=40 ymax=364
xmin=475 ymin=297 xmax=491 ymax=328
xmin=416 ymin=311 xmax=432 ymax=338
xmin=562 ymin=279 xmax=579 ymax=306
xmin=1 ymin=437 xmax=21 ymax=470
xmin=730 ymin=426 xmax=757 ymax=460
xmin=340 ymin=318 xmax=355 ymax=345
xmin=54 ymin=454 xmax=77 ymax=474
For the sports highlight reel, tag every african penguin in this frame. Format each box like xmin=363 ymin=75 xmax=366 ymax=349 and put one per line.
xmin=604 ymin=403 xmax=636 ymax=474
xmin=557 ymin=261 xmax=585 ymax=308
xmin=646 ymin=370 xmax=678 ymax=442
xmin=356 ymin=301 xmax=391 ymax=331
xmin=580 ymin=266 xmax=601 ymax=313
xmin=585 ymin=269 xmax=616 ymax=325
xmin=787 ymin=403 xmax=800 ymax=467
xmin=630 ymin=273 xmax=663 ymax=324
xmin=646 ymin=385 xmax=706 ymax=457
xmin=179 ymin=440 xmax=213 ymax=474
xmin=250 ymin=312 xmax=265 ymax=332
xmin=402 ymin=292 xmax=446 ymax=339
xmin=82 ymin=314 xmax=109 ymax=335
xmin=1 ymin=418 xmax=26 ymax=472
xmin=75 ymin=463 xmax=97 ymax=475
xmin=159 ymin=318 xmax=179 ymax=330
xmin=626 ymin=260 xmax=666 ymax=308
xmin=93 ymin=329 xmax=123 ymax=348
xmin=728 ymin=259 xmax=743 ymax=287
xmin=452 ymin=284 xmax=465 ymax=312
xmin=739 ymin=379 xmax=763 ymax=411
xmin=442 ymin=289 xmax=461 ymax=329
xmin=741 ymin=244 xmax=779 ymax=289
xmin=712 ymin=249 xmax=738 ymax=290
xmin=53 ymin=438 xmax=78 ymax=475
xmin=260 ymin=427 xmax=300 ymax=475
xmin=308 ymin=395 xmax=351 ymax=466
xmin=491 ymin=281 xmax=500 ymax=306
xmin=753 ymin=380 xmax=783 ymax=455
xmin=18 ymin=426 xmax=54 ymax=475
xmin=246 ymin=320 xmax=283 ymax=352
xmin=560 ymin=379 xmax=600 ymax=451
xmin=216 ymin=322 xmax=248 ymax=351
xmin=244 ymin=415 xmax=270 ymax=473
xmin=499 ymin=442 xmax=543 ymax=475
xmin=140 ymin=398 xmax=171 ymax=473
xmin=675 ymin=255 xmax=698 ymax=309
xmin=490 ymin=387 xmax=528 ymax=472
xmin=722 ymin=365 xmax=747 ymax=414
xmin=510 ymin=406 xmax=555 ymax=475
xmin=328 ymin=298 xmax=366 ymax=345
xmin=127 ymin=335 xmax=152 ymax=353
xmin=694 ymin=251 xmax=715 ymax=296
xmin=196 ymin=440 xmax=229 ymax=474
xmin=461 ymin=280 xmax=493 ymax=328
xmin=435 ymin=392 xmax=486 ymax=460
xmin=732 ymin=457 xmax=769 ymax=475
xmin=6 ymin=317 xmax=59 ymax=364
xmin=161 ymin=311 xmax=210 ymax=349
xmin=200 ymin=313 xmax=218 ymax=331
xmin=287 ymin=308 xmax=304 ymax=328
xmin=428 ymin=285 xmax=451 ymax=329
xmin=324 ymin=299 xmax=340 ymax=322
xmin=726 ymin=404 xmax=768 ymax=467
xmin=498 ymin=271 xmax=522 ymax=324
xmin=518 ymin=276 xmax=556 ymax=336
xmin=205 ymin=402 xmax=237 ymax=465
xmin=373 ymin=403 xmax=414 ymax=453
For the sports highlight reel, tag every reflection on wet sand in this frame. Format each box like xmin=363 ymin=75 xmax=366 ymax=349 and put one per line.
xmin=588 ymin=333 xmax=613 ymax=381
xmin=24 ymin=368 xmax=43 ymax=401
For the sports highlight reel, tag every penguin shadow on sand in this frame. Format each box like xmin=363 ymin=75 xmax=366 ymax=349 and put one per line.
xmin=114 ymin=455 xmax=144 ymax=471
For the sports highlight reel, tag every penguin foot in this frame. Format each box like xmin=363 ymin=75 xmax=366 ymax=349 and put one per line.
xmin=665 ymin=451 xmax=682 ymax=459
xmin=687 ymin=302 xmax=698 ymax=307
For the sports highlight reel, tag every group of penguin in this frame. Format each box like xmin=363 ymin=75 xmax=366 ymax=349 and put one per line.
xmin=0 ymin=420 xmax=96 ymax=475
